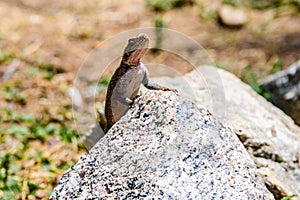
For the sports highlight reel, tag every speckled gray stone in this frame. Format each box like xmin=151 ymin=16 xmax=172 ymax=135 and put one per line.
xmin=50 ymin=91 xmax=273 ymax=199
xmin=260 ymin=60 xmax=300 ymax=125
xmin=156 ymin=66 xmax=300 ymax=199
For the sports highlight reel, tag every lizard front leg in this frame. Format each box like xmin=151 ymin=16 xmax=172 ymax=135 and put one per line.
xmin=142 ymin=70 xmax=177 ymax=92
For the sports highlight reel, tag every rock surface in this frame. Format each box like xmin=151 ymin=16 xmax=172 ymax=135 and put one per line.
xmin=260 ymin=60 xmax=300 ymax=126
xmin=157 ymin=66 xmax=300 ymax=199
xmin=50 ymin=91 xmax=274 ymax=199
xmin=218 ymin=5 xmax=248 ymax=27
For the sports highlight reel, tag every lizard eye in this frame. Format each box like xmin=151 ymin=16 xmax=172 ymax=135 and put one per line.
xmin=128 ymin=39 xmax=135 ymax=43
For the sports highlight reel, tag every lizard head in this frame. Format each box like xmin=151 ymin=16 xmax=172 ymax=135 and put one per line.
xmin=122 ymin=33 xmax=149 ymax=66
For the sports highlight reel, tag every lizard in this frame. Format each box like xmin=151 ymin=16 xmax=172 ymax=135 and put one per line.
xmin=102 ymin=33 xmax=176 ymax=132
xmin=84 ymin=33 xmax=176 ymax=150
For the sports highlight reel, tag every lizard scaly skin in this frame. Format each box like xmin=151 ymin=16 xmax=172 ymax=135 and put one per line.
xmin=104 ymin=33 xmax=175 ymax=131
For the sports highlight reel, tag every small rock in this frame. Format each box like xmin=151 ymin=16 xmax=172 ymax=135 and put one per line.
xmin=260 ymin=60 xmax=300 ymax=126
xmin=218 ymin=5 xmax=248 ymax=27
xmin=2 ymin=59 xmax=20 ymax=81
xmin=68 ymin=87 xmax=83 ymax=110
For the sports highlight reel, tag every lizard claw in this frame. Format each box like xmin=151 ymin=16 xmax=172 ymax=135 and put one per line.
xmin=129 ymin=99 xmax=134 ymax=108
xmin=164 ymin=87 xmax=178 ymax=93
xmin=135 ymin=94 xmax=142 ymax=99
xmin=126 ymin=98 xmax=133 ymax=105
xmin=170 ymin=88 xmax=178 ymax=93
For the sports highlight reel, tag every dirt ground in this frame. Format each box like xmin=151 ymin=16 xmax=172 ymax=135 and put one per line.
xmin=0 ymin=0 xmax=299 ymax=124
xmin=0 ymin=0 xmax=299 ymax=199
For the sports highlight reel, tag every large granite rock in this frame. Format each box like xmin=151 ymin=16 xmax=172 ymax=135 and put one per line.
xmin=50 ymin=91 xmax=273 ymax=199
xmin=157 ymin=66 xmax=300 ymax=199
xmin=212 ymin=68 xmax=300 ymax=200
xmin=260 ymin=60 xmax=300 ymax=126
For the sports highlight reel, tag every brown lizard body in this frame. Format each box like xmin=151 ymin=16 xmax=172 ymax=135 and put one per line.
xmin=103 ymin=33 xmax=175 ymax=131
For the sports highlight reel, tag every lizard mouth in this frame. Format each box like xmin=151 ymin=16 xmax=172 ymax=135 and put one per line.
xmin=128 ymin=40 xmax=149 ymax=65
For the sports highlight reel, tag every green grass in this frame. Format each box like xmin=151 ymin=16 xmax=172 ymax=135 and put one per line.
xmin=146 ymin=0 xmax=193 ymax=12
xmin=150 ymin=18 xmax=168 ymax=54
xmin=0 ymin=52 xmax=15 ymax=64
xmin=197 ymin=3 xmax=218 ymax=21
xmin=269 ymin=57 xmax=282 ymax=74
xmin=37 ymin=63 xmax=63 ymax=80
xmin=239 ymin=55 xmax=285 ymax=100
xmin=250 ymin=0 xmax=300 ymax=10
xmin=97 ymin=76 xmax=111 ymax=91
xmin=3 ymin=82 xmax=27 ymax=105
xmin=146 ymin=0 xmax=172 ymax=12
xmin=0 ymin=151 xmax=43 ymax=199
xmin=1 ymin=108 xmax=81 ymax=143
xmin=172 ymin=0 xmax=193 ymax=8
xmin=0 ymin=154 xmax=22 ymax=199
xmin=281 ymin=194 xmax=298 ymax=200
xmin=216 ymin=62 xmax=231 ymax=71
xmin=0 ymin=107 xmax=83 ymax=199
xmin=2 ymin=110 xmax=79 ymax=151
xmin=240 ymin=64 xmax=271 ymax=100
xmin=222 ymin=0 xmax=238 ymax=7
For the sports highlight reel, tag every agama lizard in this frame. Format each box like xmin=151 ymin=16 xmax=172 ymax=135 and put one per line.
xmin=102 ymin=33 xmax=176 ymax=132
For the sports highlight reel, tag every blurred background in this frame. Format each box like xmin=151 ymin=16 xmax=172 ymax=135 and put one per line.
xmin=0 ymin=0 xmax=299 ymax=199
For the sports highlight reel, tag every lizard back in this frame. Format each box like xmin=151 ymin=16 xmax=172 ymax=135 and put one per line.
xmin=104 ymin=65 xmax=130 ymax=130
